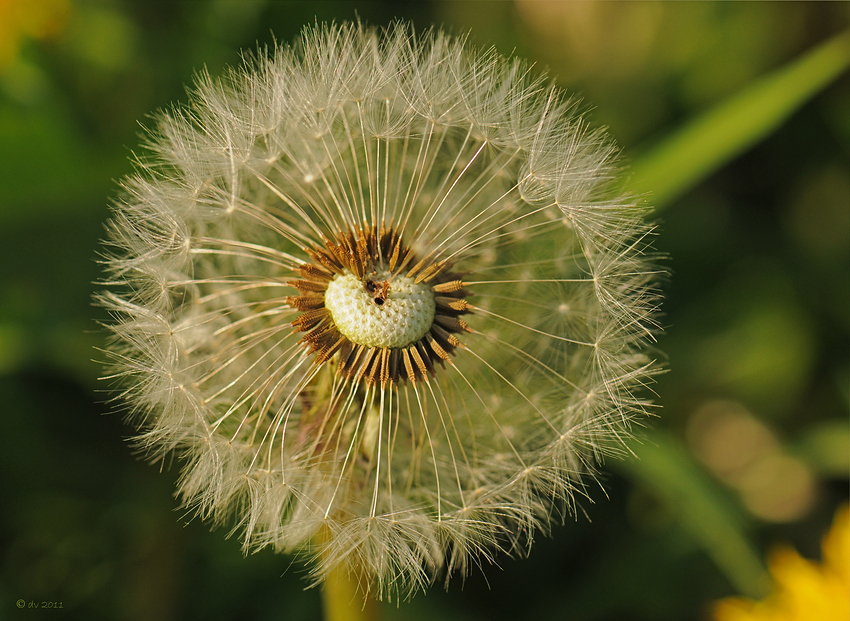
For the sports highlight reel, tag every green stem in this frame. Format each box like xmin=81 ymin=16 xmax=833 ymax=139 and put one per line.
xmin=321 ymin=558 xmax=381 ymax=621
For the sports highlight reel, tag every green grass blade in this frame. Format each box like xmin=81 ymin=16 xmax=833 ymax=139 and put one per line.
xmin=629 ymin=30 xmax=850 ymax=209
xmin=613 ymin=430 xmax=769 ymax=598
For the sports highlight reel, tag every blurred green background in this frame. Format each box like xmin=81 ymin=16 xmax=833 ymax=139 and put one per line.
xmin=0 ymin=1 xmax=847 ymax=620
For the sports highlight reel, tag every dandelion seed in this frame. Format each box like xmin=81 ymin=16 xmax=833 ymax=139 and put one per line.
xmin=97 ymin=21 xmax=661 ymax=599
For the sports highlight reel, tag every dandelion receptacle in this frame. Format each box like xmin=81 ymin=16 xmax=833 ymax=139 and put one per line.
xmin=97 ymin=21 xmax=661 ymax=599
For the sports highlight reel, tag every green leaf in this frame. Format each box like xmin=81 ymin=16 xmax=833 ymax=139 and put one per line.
xmin=792 ymin=419 xmax=850 ymax=477
xmin=629 ymin=30 xmax=850 ymax=209
xmin=613 ymin=430 xmax=769 ymax=598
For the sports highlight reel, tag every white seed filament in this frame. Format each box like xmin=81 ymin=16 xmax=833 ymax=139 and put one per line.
xmin=324 ymin=270 xmax=436 ymax=349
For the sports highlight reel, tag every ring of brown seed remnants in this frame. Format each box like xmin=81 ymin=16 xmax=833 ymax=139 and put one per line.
xmin=286 ymin=222 xmax=473 ymax=388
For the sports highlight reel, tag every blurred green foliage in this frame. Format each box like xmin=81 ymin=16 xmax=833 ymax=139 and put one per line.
xmin=1 ymin=1 xmax=847 ymax=620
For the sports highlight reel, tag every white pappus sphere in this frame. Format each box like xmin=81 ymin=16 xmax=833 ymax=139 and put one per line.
xmin=97 ymin=20 xmax=662 ymax=600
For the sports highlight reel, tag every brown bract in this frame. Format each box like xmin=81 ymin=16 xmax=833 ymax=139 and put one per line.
xmin=286 ymin=221 xmax=473 ymax=388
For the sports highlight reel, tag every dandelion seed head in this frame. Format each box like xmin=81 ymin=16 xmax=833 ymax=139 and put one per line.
xmin=97 ymin=20 xmax=662 ymax=600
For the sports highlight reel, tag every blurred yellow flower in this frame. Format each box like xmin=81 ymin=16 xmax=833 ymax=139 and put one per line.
xmin=714 ymin=504 xmax=849 ymax=621
xmin=0 ymin=0 xmax=68 ymax=68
